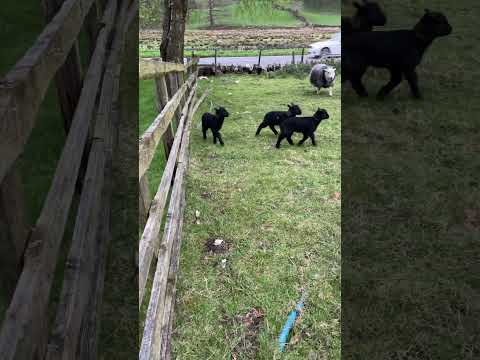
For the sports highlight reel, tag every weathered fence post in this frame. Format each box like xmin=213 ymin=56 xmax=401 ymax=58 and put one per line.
xmin=258 ymin=49 xmax=262 ymax=67
xmin=214 ymin=49 xmax=217 ymax=74
xmin=292 ymin=51 xmax=295 ymax=65
xmin=0 ymin=165 xmax=29 ymax=298
xmin=177 ymin=70 xmax=186 ymax=110
xmin=166 ymin=73 xmax=181 ymax=128
xmin=301 ymin=48 xmax=305 ymax=64
xmin=84 ymin=0 xmax=103 ymax=63
xmin=41 ymin=0 xmax=85 ymax=133
xmin=155 ymin=75 xmax=175 ymax=157
xmin=139 ymin=174 xmax=151 ymax=230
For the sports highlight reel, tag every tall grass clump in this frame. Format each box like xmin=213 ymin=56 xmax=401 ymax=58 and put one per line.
xmin=270 ymin=60 xmax=340 ymax=79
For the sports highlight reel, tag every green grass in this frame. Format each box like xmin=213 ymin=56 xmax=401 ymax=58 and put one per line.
xmin=342 ymin=0 xmax=480 ymax=358
xmin=187 ymin=3 xmax=306 ymax=29
xmin=139 ymin=79 xmax=167 ymax=194
xmin=300 ymin=10 xmax=340 ymax=26
xmin=140 ymin=73 xmax=341 ymax=358
xmin=140 ymin=48 xmax=308 ymax=59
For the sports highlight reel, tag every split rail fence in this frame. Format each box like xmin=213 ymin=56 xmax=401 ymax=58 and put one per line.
xmin=0 ymin=0 xmax=137 ymax=358
xmin=138 ymin=57 xmax=207 ymax=359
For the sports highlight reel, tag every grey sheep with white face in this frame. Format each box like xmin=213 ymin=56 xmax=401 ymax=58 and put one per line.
xmin=309 ymin=64 xmax=336 ymax=96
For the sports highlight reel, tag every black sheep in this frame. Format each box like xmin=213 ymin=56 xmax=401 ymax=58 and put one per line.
xmin=276 ymin=108 xmax=329 ymax=148
xmin=201 ymin=107 xmax=230 ymax=146
xmin=256 ymin=103 xmax=302 ymax=136
xmin=342 ymin=9 xmax=452 ymax=99
xmin=342 ymin=0 xmax=386 ymax=35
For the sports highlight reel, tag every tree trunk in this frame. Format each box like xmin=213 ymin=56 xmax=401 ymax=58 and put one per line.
xmin=208 ymin=0 xmax=215 ymax=28
xmin=160 ymin=0 xmax=188 ymax=63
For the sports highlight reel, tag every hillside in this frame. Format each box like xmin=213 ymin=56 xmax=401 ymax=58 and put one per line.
xmin=140 ymin=0 xmax=340 ymax=29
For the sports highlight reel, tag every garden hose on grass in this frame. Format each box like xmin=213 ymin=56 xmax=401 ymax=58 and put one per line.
xmin=278 ymin=288 xmax=307 ymax=352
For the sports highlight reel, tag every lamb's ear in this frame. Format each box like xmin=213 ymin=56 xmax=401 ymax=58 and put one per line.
xmin=353 ymin=2 xmax=363 ymax=9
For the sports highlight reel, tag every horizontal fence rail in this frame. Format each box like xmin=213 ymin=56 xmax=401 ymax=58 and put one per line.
xmin=0 ymin=0 xmax=138 ymax=359
xmin=139 ymin=57 xmax=199 ymax=80
xmin=138 ymin=56 xmax=207 ymax=359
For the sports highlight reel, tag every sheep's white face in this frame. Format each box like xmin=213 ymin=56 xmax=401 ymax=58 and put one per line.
xmin=324 ymin=67 xmax=336 ymax=82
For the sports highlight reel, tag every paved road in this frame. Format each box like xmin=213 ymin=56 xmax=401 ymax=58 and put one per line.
xmin=191 ymin=55 xmax=340 ymax=67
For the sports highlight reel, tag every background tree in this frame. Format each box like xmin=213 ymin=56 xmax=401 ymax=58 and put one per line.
xmin=208 ymin=0 xmax=215 ymax=27
xmin=160 ymin=0 xmax=188 ymax=62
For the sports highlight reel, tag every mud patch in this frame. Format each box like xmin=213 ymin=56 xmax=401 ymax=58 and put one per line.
xmin=201 ymin=191 xmax=212 ymax=199
xmin=222 ymin=308 xmax=265 ymax=359
xmin=204 ymin=237 xmax=230 ymax=254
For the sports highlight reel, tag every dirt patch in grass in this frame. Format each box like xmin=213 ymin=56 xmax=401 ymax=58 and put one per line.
xmin=205 ymin=237 xmax=231 ymax=254
xmin=221 ymin=308 xmax=265 ymax=360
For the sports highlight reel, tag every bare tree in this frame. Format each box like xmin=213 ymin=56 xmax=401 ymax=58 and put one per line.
xmin=160 ymin=0 xmax=188 ymax=62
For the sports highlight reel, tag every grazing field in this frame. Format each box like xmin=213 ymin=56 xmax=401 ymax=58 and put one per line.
xmin=188 ymin=3 xmax=303 ymax=29
xmin=299 ymin=10 xmax=340 ymax=26
xmin=342 ymin=0 xmax=480 ymax=358
xmin=140 ymin=73 xmax=341 ymax=358
xmin=186 ymin=2 xmax=339 ymax=29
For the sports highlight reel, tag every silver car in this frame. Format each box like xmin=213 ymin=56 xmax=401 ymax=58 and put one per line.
xmin=308 ymin=32 xmax=341 ymax=58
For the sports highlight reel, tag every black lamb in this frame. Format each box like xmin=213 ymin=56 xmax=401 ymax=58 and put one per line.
xmin=342 ymin=9 xmax=452 ymax=99
xmin=256 ymin=103 xmax=302 ymax=136
xmin=342 ymin=0 xmax=386 ymax=35
xmin=201 ymin=107 xmax=230 ymax=146
xmin=276 ymin=108 xmax=329 ymax=148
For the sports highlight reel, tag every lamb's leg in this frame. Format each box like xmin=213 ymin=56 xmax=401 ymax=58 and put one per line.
xmin=298 ymin=133 xmax=308 ymax=146
xmin=255 ymin=122 xmax=266 ymax=136
xmin=328 ymin=87 xmax=333 ymax=96
xmin=202 ymin=125 xmax=207 ymax=139
xmin=269 ymin=125 xmax=278 ymax=135
xmin=215 ymin=131 xmax=224 ymax=146
xmin=351 ymin=76 xmax=368 ymax=97
xmin=310 ymin=133 xmax=316 ymax=146
xmin=377 ymin=69 xmax=402 ymax=100
xmin=349 ymin=65 xmax=368 ymax=97
xmin=276 ymin=133 xmax=286 ymax=148
xmin=404 ymin=69 xmax=421 ymax=99
xmin=212 ymin=129 xmax=217 ymax=144
xmin=286 ymin=134 xmax=294 ymax=146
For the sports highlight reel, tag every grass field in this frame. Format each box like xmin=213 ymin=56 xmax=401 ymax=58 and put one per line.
xmin=186 ymin=2 xmax=339 ymax=29
xmin=188 ymin=3 xmax=302 ymax=29
xmin=300 ymin=10 xmax=340 ymax=26
xmin=140 ymin=73 xmax=341 ymax=358
xmin=342 ymin=0 xmax=480 ymax=358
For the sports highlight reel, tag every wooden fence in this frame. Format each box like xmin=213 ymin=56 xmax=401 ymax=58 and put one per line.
xmin=138 ymin=57 xmax=207 ymax=359
xmin=0 ymin=0 xmax=137 ymax=358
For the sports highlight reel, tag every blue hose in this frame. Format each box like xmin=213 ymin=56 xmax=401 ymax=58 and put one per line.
xmin=278 ymin=290 xmax=306 ymax=352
